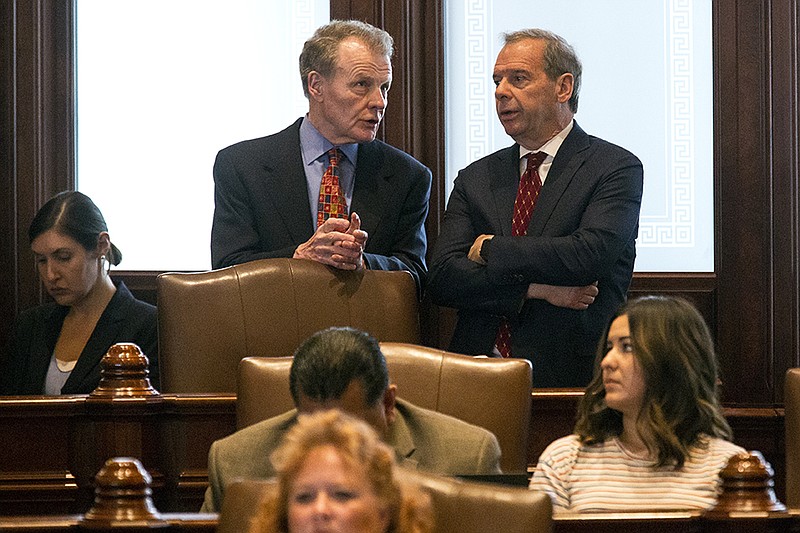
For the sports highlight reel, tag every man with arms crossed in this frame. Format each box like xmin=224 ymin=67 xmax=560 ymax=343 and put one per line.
xmin=201 ymin=327 xmax=501 ymax=512
xmin=211 ymin=20 xmax=431 ymax=290
xmin=428 ymin=29 xmax=643 ymax=387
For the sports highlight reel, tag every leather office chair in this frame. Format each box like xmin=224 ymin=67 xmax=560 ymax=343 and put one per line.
xmin=217 ymin=473 xmax=552 ymax=533
xmin=402 ymin=469 xmax=552 ymax=533
xmin=237 ymin=342 xmax=533 ymax=473
xmin=156 ymin=258 xmax=420 ymax=393
xmin=216 ymin=478 xmax=269 ymax=533
xmin=785 ymin=368 xmax=800 ymax=508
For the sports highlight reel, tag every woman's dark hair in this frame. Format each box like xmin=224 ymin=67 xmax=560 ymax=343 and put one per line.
xmin=29 ymin=191 xmax=122 ymax=266
xmin=575 ymin=295 xmax=732 ymax=467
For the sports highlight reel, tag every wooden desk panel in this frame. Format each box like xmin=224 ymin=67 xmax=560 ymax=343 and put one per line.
xmin=0 ymin=514 xmax=217 ymax=533
xmin=0 ymin=397 xmax=82 ymax=514
xmin=0 ymin=393 xmax=787 ymax=514
xmin=528 ymin=389 xmax=583 ymax=466
xmin=1 ymin=511 xmax=799 ymax=533
xmin=553 ymin=511 xmax=800 ymax=533
xmin=0 ymin=395 xmax=236 ymax=515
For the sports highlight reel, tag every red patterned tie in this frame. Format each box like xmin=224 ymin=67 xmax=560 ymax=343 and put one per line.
xmin=495 ymin=151 xmax=547 ymax=358
xmin=317 ymin=148 xmax=349 ymax=227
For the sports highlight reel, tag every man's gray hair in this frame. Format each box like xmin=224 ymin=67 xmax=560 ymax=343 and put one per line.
xmin=299 ymin=19 xmax=394 ymax=98
xmin=503 ymin=28 xmax=582 ymax=113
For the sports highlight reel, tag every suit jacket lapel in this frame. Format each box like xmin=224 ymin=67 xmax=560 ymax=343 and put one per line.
xmin=351 ymin=141 xmax=387 ymax=236
xmin=63 ymin=282 xmax=129 ymax=390
xmin=489 ymin=146 xmax=523 ymax=236
xmin=528 ymin=122 xmax=591 ymax=235
xmin=25 ymin=305 xmax=66 ymax=393
xmin=387 ymin=402 xmax=417 ymax=468
xmin=264 ymin=120 xmax=316 ymax=243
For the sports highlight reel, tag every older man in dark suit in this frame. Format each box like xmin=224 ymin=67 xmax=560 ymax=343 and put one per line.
xmin=211 ymin=20 xmax=431 ymax=290
xmin=200 ymin=327 xmax=501 ymax=513
xmin=428 ymin=29 xmax=643 ymax=388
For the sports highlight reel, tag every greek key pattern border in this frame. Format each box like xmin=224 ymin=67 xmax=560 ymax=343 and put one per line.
xmin=292 ymin=1 xmax=317 ymax=114
xmin=639 ymin=0 xmax=696 ymax=247
xmin=464 ymin=0 xmax=493 ymax=164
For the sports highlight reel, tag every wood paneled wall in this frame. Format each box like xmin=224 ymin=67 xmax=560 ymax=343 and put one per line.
xmin=1 ymin=0 xmax=798 ymax=410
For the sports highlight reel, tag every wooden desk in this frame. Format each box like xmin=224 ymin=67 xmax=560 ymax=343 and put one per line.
xmin=553 ymin=510 xmax=800 ymax=533
xmin=0 ymin=394 xmax=235 ymax=515
xmin=0 ymin=453 xmax=795 ymax=532
xmin=0 ymin=514 xmax=217 ymax=533
xmin=1 ymin=510 xmax=798 ymax=533
xmin=0 ymin=392 xmax=786 ymax=515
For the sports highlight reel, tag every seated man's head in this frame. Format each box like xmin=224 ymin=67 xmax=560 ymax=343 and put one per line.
xmin=289 ymin=327 xmax=397 ymax=436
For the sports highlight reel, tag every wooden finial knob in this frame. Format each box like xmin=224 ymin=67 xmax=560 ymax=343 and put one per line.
xmin=88 ymin=343 xmax=160 ymax=399
xmin=708 ymin=450 xmax=786 ymax=514
xmin=79 ymin=457 xmax=166 ymax=528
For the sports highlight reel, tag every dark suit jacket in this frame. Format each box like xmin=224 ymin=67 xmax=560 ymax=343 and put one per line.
xmin=1 ymin=282 xmax=159 ymax=394
xmin=200 ymin=398 xmax=502 ymax=512
xmin=211 ymin=118 xmax=432 ymax=289
xmin=428 ymin=122 xmax=643 ymax=387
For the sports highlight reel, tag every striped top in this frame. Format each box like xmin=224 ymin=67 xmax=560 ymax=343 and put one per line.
xmin=530 ymin=434 xmax=745 ymax=513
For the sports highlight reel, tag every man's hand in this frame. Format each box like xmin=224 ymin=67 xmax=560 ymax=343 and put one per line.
xmin=343 ymin=212 xmax=368 ymax=270
xmin=526 ymin=282 xmax=599 ymax=310
xmin=293 ymin=213 xmax=366 ymax=270
xmin=468 ymin=234 xmax=494 ymax=265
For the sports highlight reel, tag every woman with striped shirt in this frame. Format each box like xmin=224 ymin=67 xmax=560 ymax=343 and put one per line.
xmin=531 ymin=296 xmax=744 ymax=512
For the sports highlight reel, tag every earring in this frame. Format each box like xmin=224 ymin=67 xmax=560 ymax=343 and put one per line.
xmin=99 ymin=255 xmax=111 ymax=275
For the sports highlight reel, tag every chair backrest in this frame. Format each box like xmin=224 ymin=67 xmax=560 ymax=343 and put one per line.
xmin=402 ymin=469 xmax=552 ymax=533
xmin=217 ymin=473 xmax=552 ymax=533
xmin=216 ymin=478 xmax=271 ymax=533
xmin=237 ymin=342 xmax=533 ymax=473
xmin=785 ymin=368 xmax=800 ymax=508
xmin=157 ymin=258 xmax=420 ymax=393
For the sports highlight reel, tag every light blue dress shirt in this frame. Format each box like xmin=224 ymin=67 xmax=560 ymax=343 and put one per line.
xmin=299 ymin=117 xmax=359 ymax=227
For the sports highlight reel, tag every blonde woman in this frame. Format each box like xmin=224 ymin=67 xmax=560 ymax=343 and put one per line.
xmin=249 ymin=409 xmax=432 ymax=533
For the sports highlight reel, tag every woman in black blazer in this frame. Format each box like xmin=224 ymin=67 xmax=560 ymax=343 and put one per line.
xmin=1 ymin=191 xmax=158 ymax=394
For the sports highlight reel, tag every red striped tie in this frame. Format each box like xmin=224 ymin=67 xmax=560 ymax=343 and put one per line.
xmin=495 ymin=151 xmax=547 ymax=358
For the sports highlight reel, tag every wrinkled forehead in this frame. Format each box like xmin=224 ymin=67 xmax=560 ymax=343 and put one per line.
xmin=333 ymin=38 xmax=392 ymax=75
xmin=494 ymin=38 xmax=545 ymax=71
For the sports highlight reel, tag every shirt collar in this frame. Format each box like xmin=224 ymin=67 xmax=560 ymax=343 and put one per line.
xmin=300 ymin=116 xmax=359 ymax=165
xmin=519 ymin=119 xmax=574 ymax=162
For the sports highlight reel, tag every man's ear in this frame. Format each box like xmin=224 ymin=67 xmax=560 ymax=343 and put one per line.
xmin=383 ymin=384 xmax=397 ymax=424
xmin=307 ymin=71 xmax=325 ymax=102
xmin=555 ymin=72 xmax=574 ymax=105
